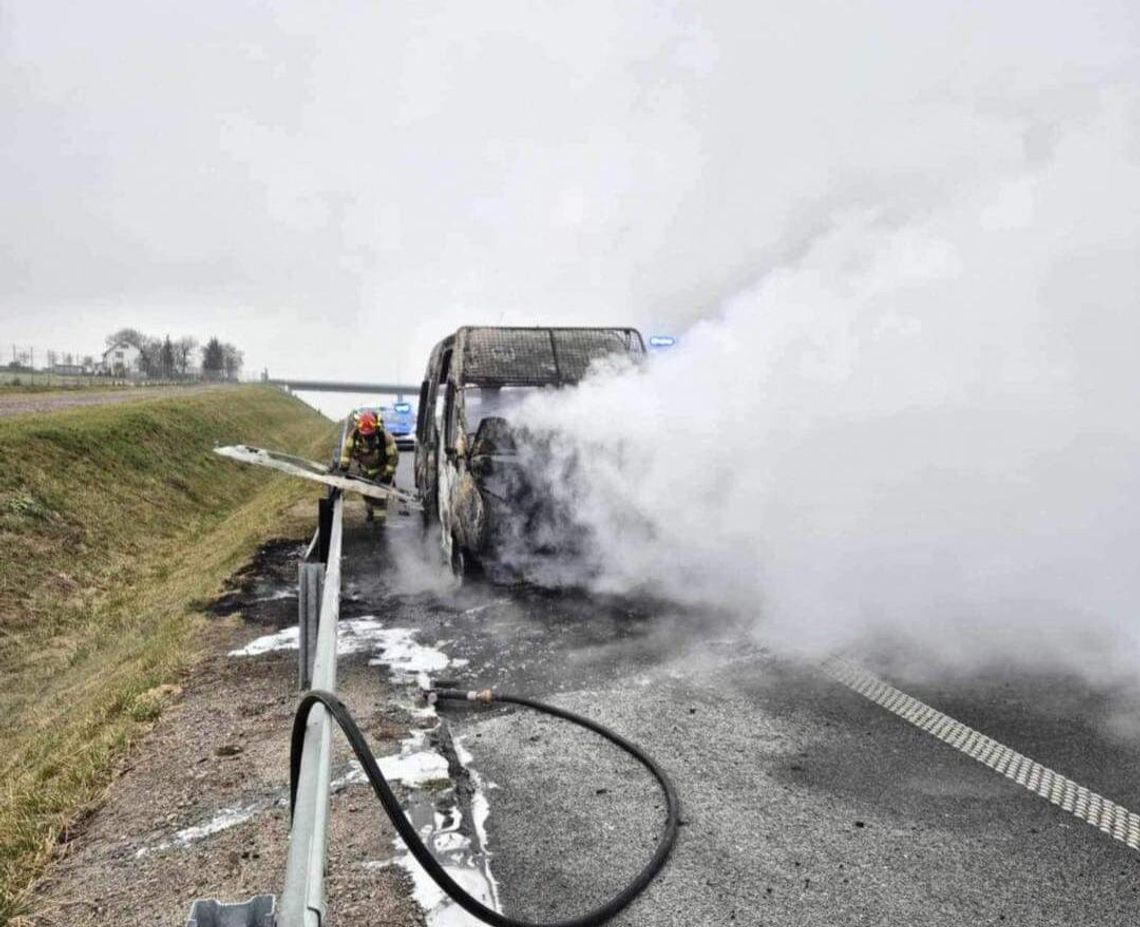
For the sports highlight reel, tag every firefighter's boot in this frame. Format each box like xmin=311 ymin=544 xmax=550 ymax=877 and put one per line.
xmin=373 ymin=496 xmax=388 ymax=525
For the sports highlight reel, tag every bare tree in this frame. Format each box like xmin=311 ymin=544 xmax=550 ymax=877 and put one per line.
xmin=201 ymin=337 xmax=225 ymax=378
xmin=160 ymin=337 xmax=175 ymax=379
xmin=174 ymin=336 xmax=198 ymax=377
xmin=138 ymin=337 xmax=163 ymax=377
xmin=105 ymin=328 xmax=146 ymax=349
xmin=222 ymin=343 xmax=244 ymax=381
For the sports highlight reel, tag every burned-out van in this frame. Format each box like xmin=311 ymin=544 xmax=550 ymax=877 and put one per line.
xmin=414 ymin=326 xmax=646 ymax=576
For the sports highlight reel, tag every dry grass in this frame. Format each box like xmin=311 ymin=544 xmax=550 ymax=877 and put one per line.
xmin=0 ymin=386 xmax=334 ymax=922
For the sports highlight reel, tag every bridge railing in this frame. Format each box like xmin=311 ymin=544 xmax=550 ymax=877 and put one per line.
xmin=266 ymin=379 xmax=419 ymax=396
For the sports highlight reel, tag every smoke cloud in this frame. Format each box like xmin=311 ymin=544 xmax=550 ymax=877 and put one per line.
xmin=5 ymin=0 xmax=1139 ymax=679
xmin=512 ymin=86 xmax=1140 ymax=681
xmin=6 ymin=0 xmax=1136 ymax=400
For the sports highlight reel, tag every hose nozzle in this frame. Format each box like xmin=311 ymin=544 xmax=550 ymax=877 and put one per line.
xmin=419 ymin=676 xmax=466 ymax=706
xmin=431 ymin=687 xmax=495 ymax=704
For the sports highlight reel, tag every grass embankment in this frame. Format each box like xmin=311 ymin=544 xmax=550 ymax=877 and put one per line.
xmin=0 ymin=386 xmax=334 ymax=920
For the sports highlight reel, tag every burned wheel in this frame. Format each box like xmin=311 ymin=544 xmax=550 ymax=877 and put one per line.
xmin=449 ymin=535 xmax=480 ymax=580
xmin=449 ymin=536 xmax=467 ymax=579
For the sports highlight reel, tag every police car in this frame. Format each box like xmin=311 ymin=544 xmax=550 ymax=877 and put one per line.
xmin=384 ymin=400 xmax=417 ymax=450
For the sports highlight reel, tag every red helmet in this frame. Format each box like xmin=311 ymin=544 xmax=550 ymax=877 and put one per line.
xmin=357 ymin=411 xmax=379 ymax=436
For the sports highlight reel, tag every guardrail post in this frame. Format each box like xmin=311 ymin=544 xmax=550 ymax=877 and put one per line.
xmin=317 ymin=497 xmax=333 ymax=565
xmin=297 ymin=562 xmax=323 ymax=690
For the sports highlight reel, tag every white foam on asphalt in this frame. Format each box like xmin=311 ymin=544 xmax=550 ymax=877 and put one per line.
xmin=228 ymin=617 xmax=451 ymax=680
xmin=228 ymin=625 xmax=299 ymax=656
xmin=384 ymin=731 xmax=501 ymax=926
xmin=400 ymin=858 xmax=499 ymax=927
xmin=366 ymin=628 xmax=451 ymax=678
xmin=333 ymin=744 xmax=452 ymax=790
xmin=229 ymin=615 xmax=499 ymax=924
xmin=135 ymin=803 xmax=262 ymax=858
xmin=360 ymin=642 xmax=501 ymax=925
xmin=455 ymin=739 xmax=502 ymax=911
xmin=381 ymin=749 xmax=451 ymax=785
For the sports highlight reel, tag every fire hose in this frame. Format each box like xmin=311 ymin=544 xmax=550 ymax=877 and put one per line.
xmin=290 ymin=688 xmax=679 ymax=927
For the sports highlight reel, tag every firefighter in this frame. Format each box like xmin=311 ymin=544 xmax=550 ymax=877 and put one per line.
xmin=338 ymin=410 xmax=399 ymax=523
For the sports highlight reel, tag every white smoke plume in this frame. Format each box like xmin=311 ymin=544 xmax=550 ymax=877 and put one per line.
xmin=513 ymin=87 xmax=1140 ymax=680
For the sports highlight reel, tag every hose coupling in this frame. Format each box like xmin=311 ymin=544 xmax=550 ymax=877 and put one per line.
xmin=426 ymin=686 xmax=496 ymax=704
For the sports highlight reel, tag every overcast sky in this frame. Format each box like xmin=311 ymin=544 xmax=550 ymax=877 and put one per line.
xmin=2 ymin=1 xmax=1138 ymax=413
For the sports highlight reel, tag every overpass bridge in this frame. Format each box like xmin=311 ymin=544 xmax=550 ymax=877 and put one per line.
xmin=265 ymin=378 xmax=419 ymax=397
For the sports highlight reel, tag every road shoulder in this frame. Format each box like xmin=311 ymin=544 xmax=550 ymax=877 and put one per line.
xmin=19 ymin=597 xmax=424 ymax=927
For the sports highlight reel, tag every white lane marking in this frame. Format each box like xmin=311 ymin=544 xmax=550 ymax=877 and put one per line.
xmin=824 ymin=658 xmax=1140 ymax=852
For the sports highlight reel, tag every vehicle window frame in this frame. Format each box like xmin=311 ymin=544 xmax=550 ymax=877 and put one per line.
xmin=443 ymin=381 xmax=458 ymax=450
xmin=430 ymin=347 xmax=453 ymax=443
xmin=416 ymin=380 xmax=430 ymax=442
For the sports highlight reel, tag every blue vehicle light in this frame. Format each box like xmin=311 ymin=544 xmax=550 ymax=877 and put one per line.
xmin=394 ymin=402 xmax=412 ymax=413
xmin=648 ymin=335 xmax=676 ymax=348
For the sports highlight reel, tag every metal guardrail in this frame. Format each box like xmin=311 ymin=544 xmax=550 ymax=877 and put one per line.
xmin=278 ymin=492 xmax=343 ymax=926
xmin=185 ymin=494 xmax=343 ymax=927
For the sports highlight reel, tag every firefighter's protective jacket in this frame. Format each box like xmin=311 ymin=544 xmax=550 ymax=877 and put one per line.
xmin=340 ymin=428 xmax=398 ymax=481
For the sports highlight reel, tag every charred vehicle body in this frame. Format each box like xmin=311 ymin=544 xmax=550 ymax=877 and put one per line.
xmin=414 ymin=326 xmax=646 ymax=577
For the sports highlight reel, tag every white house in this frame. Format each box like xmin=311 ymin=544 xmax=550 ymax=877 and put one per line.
xmin=100 ymin=342 xmax=142 ymax=376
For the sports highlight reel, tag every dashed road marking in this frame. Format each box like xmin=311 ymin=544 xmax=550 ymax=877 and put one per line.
xmin=824 ymin=658 xmax=1140 ymax=852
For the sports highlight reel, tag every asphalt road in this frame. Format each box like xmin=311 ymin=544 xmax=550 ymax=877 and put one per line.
xmin=342 ymin=455 xmax=1140 ymax=926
